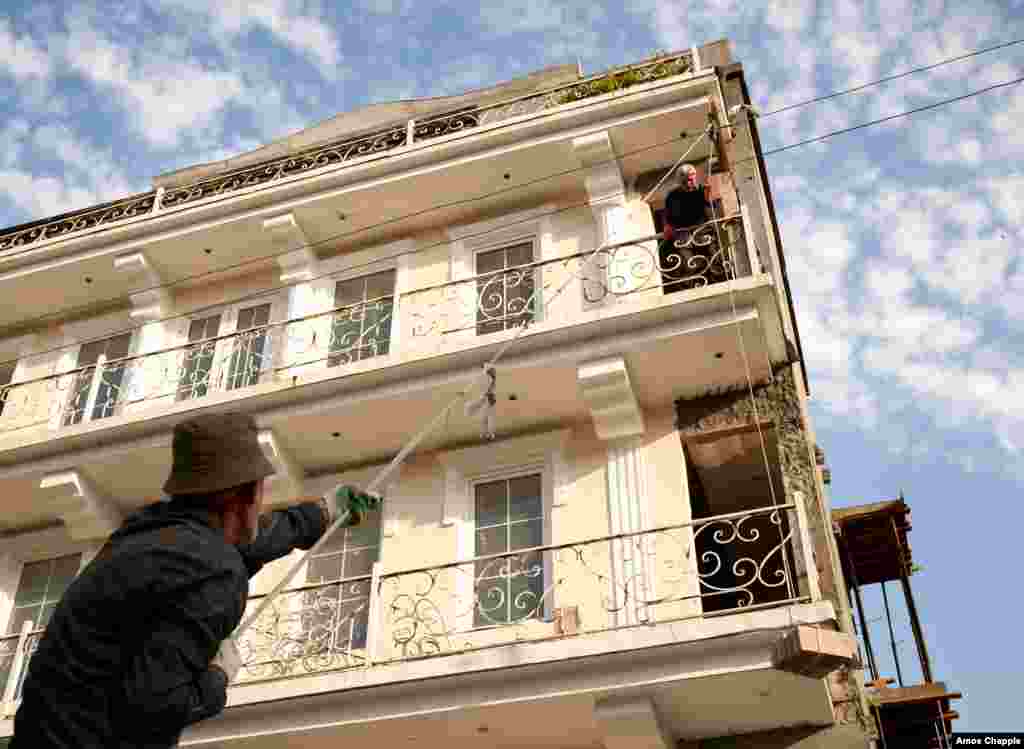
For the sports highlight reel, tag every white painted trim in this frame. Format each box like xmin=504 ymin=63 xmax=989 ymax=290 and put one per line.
xmin=177 ymin=601 xmax=839 ymax=743
xmin=0 ymin=87 xmax=715 ymax=282
xmin=439 ymin=428 xmax=569 ymax=632
xmin=447 ymin=205 xmax=557 ymax=250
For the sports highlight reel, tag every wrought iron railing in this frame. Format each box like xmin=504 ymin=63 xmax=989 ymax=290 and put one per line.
xmin=0 ymin=216 xmax=750 ymax=438
xmin=0 ymin=626 xmax=42 ymax=716
xmin=0 ymin=51 xmax=695 ymax=250
xmin=233 ymin=503 xmax=813 ymax=684
xmin=0 ymin=502 xmax=814 ymax=702
xmin=0 ymin=193 xmax=157 ymax=252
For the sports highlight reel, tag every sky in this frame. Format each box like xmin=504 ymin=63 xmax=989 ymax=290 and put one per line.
xmin=1 ymin=0 xmax=1022 ymax=735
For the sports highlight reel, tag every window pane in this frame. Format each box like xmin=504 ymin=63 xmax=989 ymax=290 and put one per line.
xmin=48 ymin=555 xmax=81 ymax=596
xmin=341 ymin=547 xmax=375 ymax=579
xmin=7 ymin=606 xmax=41 ymax=634
xmin=77 ymin=340 xmax=107 ymax=367
xmin=307 ymin=553 xmax=344 ymax=584
xmin=508 ymin=519 xmax=542 ymax=551
xmin=338 ymin=579 xmax=372 ymax=601
xmin=475 ymin=525 xmax=508 ymax=561
xmin=318 ymin=525 xmax=350 ymax=553
xmin=505 ymin=242 xmax=534 ymax=268
xmin=335 ymin=278 xmax=364 ymax=308
xmin=337 ymin=597 xmax=370 ymax=649
xmin=508 ymin=475 xmax=542 ymax=521
xmin=363 ymin=270 xmax=395 ymax=301
xmin=105 ymin=333 xmax=133 ymax=360
xmin=474 ymin=480 xmax=506 ymax=528
xmin=508 ymin=565 xmax=544 ymax=620
xmin=475 ymin=577 xmax=509 ymax=625
xmin=14 ymin=561 xmax=50 ymax=606
xmin=476 ymin=248 xmax=505 ymax=275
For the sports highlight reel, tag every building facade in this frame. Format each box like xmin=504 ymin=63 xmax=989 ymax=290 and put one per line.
xmin=1 ymin=41 xmax=877 ymax=747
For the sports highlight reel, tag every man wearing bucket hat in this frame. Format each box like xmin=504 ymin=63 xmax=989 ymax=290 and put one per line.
xmin=11 ymin=412 xmax=379 ymax=749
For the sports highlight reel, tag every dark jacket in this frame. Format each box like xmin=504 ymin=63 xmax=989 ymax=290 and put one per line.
xmin=665 ymin=185 xmax=710 ymax=229
xmin=10 ymin=497 xmax=327 ymax=749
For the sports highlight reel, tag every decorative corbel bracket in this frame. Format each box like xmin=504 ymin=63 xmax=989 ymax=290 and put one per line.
xmin=38 ymin=469 xmax=123 ymax=541
xmin=113 ymin=252 xmax=172 ymax=320
xmin=264 ymin=213 xmax=318 ymax=283
xmin=572 ymin=130 xmax=627 ymax=208
xmin=577 ymin=356 xmax=645 ymax=441
xmin=593 ymin=696 xmax=673 ymax=749
xmin=257 ymin=428 xmax=306 ymax=497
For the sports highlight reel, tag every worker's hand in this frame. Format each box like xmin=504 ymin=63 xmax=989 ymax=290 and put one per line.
xmin=325 ymin=485 xmax=382 ymax=527
xmin=211 ymin=638 xmax=242 ymax=683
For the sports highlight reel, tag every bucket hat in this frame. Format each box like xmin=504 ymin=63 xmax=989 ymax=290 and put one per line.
xmin=163 ymin=412 xmax=276 ymax=495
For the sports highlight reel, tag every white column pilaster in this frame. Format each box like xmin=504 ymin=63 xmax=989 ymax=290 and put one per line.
xmin=113 ymin=252 xmax=171 ymax=406
xmin=267 ymin=213 xmax=323 ymax=379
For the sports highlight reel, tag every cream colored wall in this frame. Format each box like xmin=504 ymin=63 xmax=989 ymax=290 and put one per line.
xmin=0 ymin=202 xmax=616 ymax=453
xmin=238 ymin=408 xmax=704 ymax=670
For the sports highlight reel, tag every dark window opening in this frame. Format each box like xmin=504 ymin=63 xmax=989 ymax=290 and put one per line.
xmin=474 ymin=474 xmax=544 ymax=626
xmin=64 ymin=333 xmax=133 ymax=426
xmin=683 ymin=426 xmax=796 ymax=613
xmin=226 ymin=303 xmax=272 ymax=390
xmin=475 ymin=242 xmax=536 ymax=335
xmin=329 ymin=270 xmax=395 ymax=367
xmin=177 ymin=315 xmax=222 ymax=402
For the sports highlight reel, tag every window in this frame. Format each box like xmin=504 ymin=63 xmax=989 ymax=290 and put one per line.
xmin=475 ymin=242 xmax=536 ymax=336
xmin=0 ymin=554 xmax=81 ymax=702
xmin=177 ymin=314 xmax=222 ymax=401
xmin=473 ymin=474 xmax=544 ymax=626
xmin=63 ymin=334 xmax=133 ymax=426
xmin=4 ymin=554 xmax=81 ymax=635
xmin=329 ymin=270 xmax=395 ymax=367
xmin=302 ymin=510 xmax=381 ymax=651
xmin=225 ymin=303 xmax=271 ymax=390
xmin=0 ymin=361 xmax=14 ymax=417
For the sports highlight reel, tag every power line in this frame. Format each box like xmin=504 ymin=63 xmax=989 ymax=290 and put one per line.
xmin=4 ymin=66 xmax=1024 ymax=367
xmin=761 ymin=37 xmax=1024 ymax=117
xmin=760 ymin=74 xmax=1024 ymax=157
xmin=0 ymin=131 xmax=696 ymax=368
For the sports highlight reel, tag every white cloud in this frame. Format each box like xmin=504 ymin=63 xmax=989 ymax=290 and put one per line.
xmin=0 ymin=19 xmax=50 ymax=78
xmin=152 ymin=0 xmax=342 ymax=75
xmin=60 ymin=20 xmax=246 ymax=148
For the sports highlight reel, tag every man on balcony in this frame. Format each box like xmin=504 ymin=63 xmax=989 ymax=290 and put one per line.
xmin=660 ymin=163 xmax=712 ymax=292
xmin=11 ymin=412 xmax=380 ymax=749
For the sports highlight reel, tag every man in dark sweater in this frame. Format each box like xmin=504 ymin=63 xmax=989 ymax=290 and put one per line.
xmin=660 ymin=163 xmax=712 ymax=291
xmin=10 ymin=412 xmax=379 ymax=748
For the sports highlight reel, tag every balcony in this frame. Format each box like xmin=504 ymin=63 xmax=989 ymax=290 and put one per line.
xmin=0 ymin=52 xmax=693 ymax=255
xmin=2 ymin=503 xmax=852 ymax=745
xmin=0 ymin=217 xmax=782 ymax=472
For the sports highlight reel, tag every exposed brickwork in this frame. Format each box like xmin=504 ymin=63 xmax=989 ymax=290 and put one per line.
xmin=674 ymin=365 xmax=874 ymax=741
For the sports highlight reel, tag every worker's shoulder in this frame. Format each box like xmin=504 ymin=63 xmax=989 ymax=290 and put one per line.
xmin=111 ymin=511 xmax=246 ymax=579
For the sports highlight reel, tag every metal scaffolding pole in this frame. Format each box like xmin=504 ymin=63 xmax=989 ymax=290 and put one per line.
xmin=881 ymin=581 xmax=904 ymax=687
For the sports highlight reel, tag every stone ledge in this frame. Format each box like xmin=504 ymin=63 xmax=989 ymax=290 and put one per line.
xmin=772 ymin=625 xmax=858 ymax=679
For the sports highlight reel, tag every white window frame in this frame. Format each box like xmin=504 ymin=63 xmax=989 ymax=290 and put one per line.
xmin=438 ymin=427 xmax=569 ymax=634
xmin=0 ymin=544 xmax=95 ymax=715
xmin=55 ymin=313 xmax=137 ymax=429
xmin=172 ymin=292 xmax=288 ymax=402
xmin=446 ymin=205 xmax=556 ymax=339
xmin=325 ymin=267 xmax=399 ymax=368
xmin=471 ymin=238 xmax=543 ymax=334
xmin=468 ymin=464 xmax=550 ymax=629
xmin=308 ymin=245 xmax=410 ymax=373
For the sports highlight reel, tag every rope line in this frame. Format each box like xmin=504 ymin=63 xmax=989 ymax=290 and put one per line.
xmin=234 ymin=129 xmax=715 ymax=639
